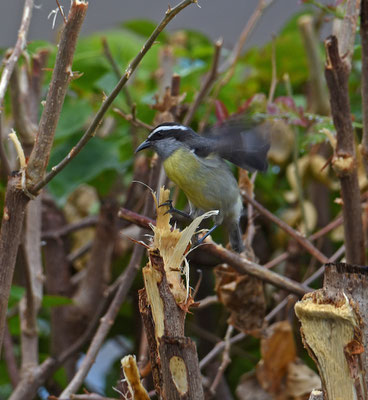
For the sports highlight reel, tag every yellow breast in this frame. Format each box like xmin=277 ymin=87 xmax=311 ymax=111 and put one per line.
xmin=163 ymin=148 xmax=220 ymax=211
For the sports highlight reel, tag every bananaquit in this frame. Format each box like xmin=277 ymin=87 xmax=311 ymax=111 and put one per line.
xmin=135 ymin=121 xmax=270 ymax=252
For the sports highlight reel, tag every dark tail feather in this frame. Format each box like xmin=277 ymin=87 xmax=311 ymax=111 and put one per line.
xmin=229 ymin=223 xmax=245 ymax=253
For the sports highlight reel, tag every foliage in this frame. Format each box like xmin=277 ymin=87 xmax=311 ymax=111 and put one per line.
xmin=0 ymin=5 xmax=358 ymax=399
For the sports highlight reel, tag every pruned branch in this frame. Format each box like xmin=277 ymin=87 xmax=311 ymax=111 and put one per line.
xmin=324 ymin=35 xmax=365 ymax=265
xmin=295 ymin=263 xmax=368 ymax=398
xmin=26 ymin=0 xmax=88 ymax=188
xmin=0 ymin=0 xmax=88 ymax=353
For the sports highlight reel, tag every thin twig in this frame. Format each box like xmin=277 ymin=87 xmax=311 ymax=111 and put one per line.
xmin=200 ymin=0 xmax=273 ymax=128
xmin=325 ymin=35 xmax=365 ymax=264
xmin=183 ymin=38 xmax=223 ymax=125
xmin=268 ymin=35 xmax=277 ymax=104
xmin=209 ymin=325 xmax=233 ymax=396
xmin=199 ymin=244 xmax=346 ymax=370
xmin=118 ymin=207 xmax=311 ymax=295
xmin=42 ymin=215 xmax=98 ymax=239
xmin=263 ymin=215 xmax=343 ymax=269
xmin=55 ymin=0 xmax=67 ymax=24
xmin=241 ymin=190 xmax=329 ymax=264
xmin=31 ymin=0 xmax=197 ymax=193
xmin=0 ymin=0 xmax=34 ymax=109
xmin=60 ymin=245 xmax=145 ymax=398
xmin=113 ymin=108 xmax=153 ymax=131
xmin=101 ymin=37 xmax=134 ymax=108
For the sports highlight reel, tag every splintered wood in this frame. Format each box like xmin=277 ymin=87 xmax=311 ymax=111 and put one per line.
xmin=295 ymin=263 xmax=368 ymax=400
xmin=138 ymin=187 xmax=204 ymax=400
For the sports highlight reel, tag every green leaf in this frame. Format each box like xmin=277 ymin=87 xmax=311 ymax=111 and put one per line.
xmin=42 ymin=295 xmax=73 ymax=308
xmin=48 ymin=136 xmax=123 ymax=205
xmin=123 ymin=19 xmax=168 ymax=42
xmin=55 ymin=97 xmax=93 ymax=140
xmin=9 ymin=285 xmax=25 ymax=308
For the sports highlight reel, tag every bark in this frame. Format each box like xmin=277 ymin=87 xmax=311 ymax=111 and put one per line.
xmin=324 ymin=35 xmax=365 ymax=265
xmin=42 ymin=196 xmax=74 ymax=377
xmin=295 ymin=263 xmax=368 ymax=400
xmin=0 ymin=177 xmax=29 ymax=352
xmin=26 ymin=1 xmax=88 ymax=189
xmin=139 ymin=251 xmax=204 ymax=399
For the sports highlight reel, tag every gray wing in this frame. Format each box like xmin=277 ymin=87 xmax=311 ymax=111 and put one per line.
xmin=191 ymin=120 xmax=270 ymax=172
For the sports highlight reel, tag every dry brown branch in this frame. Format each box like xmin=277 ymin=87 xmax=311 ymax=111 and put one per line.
xmin=199 ymin=245 xmax=346 ymax=371
xmin=3 ymin=324 xmax=20 ymax=387
xmin=0 ymin=0 xmax=34 ymax=109
xmin=42 ymin=215 xmax=98 ymax=239
xmin=206 ymin=244 xmax=311 ymax=296
xmin=9 ymin=66 xmax=37 ymax=146
xmin=113 ymin=107 xmax=153 ymax=131
xmin=118 ymin=206 xmax=312 ymax=295
xmin=360 ymin=0 xmax=368 ymax=173
xmin=200 ymin=0 xmax=273 ymax=128
xmin=241 ymin=191 xmax=329 ymax=264
xmin=218 ymin=0 xmax=273 ymax=74
xmin=73 ymin=201 xmax=118 ymax=317
xmin=9 ymin=293 xmax=111 ymax=400
xmin=267 ymin=35 xmax=277 ymax=104
xmin=0 ymin=179 xmax=30 ymax=353
xmin=209 ymin=325 xmax=233 ymax=396
xmin=101 ymin=37 xmax=134 ymax=108
xmin=324 ymin=35 xmax=365 ymax=265
xmin=32 ymin=0 xmax=197 ymax=193
xmin=19 ymin=197 xmax=43 ymax=374
xmin=0 ymin=0 xmax=87 ymax=361
xmin=26 ymin=1 xmax=88 ymax=188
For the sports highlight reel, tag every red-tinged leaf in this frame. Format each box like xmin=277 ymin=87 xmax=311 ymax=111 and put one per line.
xmin=215 ymin=99 xmax=229 ymax=123
xmin=237 ymin=95 xmax=257 ymax=114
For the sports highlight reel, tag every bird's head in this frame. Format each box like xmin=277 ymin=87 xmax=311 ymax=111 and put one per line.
xmin=135 ymin=122 xmax=198 ymax=160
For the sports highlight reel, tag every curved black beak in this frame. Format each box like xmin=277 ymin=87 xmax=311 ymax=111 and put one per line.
xmin=135 ymin=139 xmax=151 ymax=153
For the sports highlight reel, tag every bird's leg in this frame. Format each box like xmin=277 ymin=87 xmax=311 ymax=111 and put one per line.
xmin=158 ymin=199 xmax=192 ymax=220
xmin=197 ymin=224 xmax=219 ymax=245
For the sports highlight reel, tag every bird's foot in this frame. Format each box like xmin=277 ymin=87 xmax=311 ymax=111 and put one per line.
xmin=158 ymin=199 xmax=192 ymax=219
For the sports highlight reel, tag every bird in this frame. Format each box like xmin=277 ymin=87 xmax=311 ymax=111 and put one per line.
xmin=135 ymin=120 xmax=270 ymax=252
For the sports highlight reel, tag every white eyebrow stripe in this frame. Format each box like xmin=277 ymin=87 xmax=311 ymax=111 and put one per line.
xmin=148 ymin=125 xmax=188 ymax=138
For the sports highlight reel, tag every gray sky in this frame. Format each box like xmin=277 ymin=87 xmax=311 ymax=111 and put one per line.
xmin=1 ymin=1 xmax=303 ymax=49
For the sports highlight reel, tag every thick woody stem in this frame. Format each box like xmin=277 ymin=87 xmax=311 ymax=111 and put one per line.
xmin=324 ymin=35 xmax=365 ymax=265
xmin=26 ymin=1 xmax=88 ymax=189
